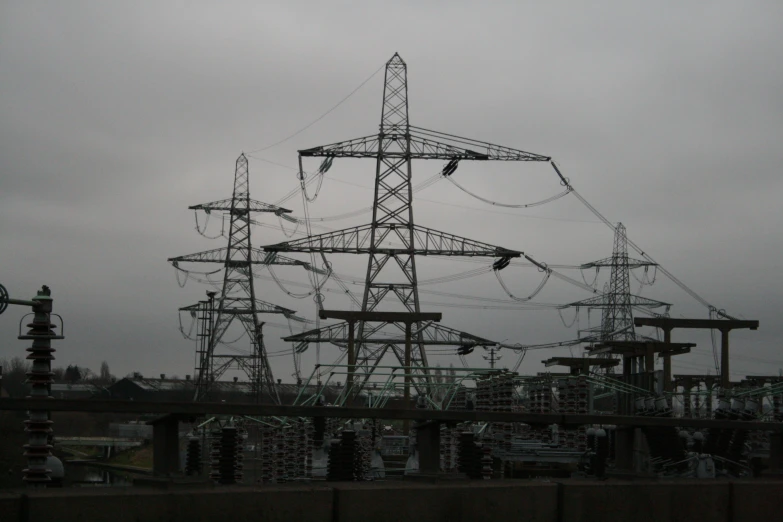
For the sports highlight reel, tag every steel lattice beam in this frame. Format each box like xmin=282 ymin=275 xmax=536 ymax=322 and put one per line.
xmin=263 ymin=224 xmax=520 ymax=257
xmin=179 ymin=297 xmax=299 ymax=318
xmin=189 ymin=198 xmax=292 ymax=214
xmin=569 ymin=294 xmax=670 ymax=309
xmin=168 ymin=247 xmax=314 ymax=267
xmin=283 ymin=321 xmax=494 ymax=352
xmin=299 ymin=128 xmax=550 ymax=162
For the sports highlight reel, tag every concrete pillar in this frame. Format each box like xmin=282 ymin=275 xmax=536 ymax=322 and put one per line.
xmin=346 ymin=320 xmax=355 ymax=394
xmin=721 ymin=329 xmax=731 ymax=389
xmin=415 ymin=421 xmax=441 ymax=474
xmin=403 ymin=322 xmax=412 ymax=434
xmin=614 ymin=427 xmax=635 ymax=471
xmin=769 ymin=432 xmax=783 ymax=472
xmin=152 ymin=415 xmax=180 ymax=476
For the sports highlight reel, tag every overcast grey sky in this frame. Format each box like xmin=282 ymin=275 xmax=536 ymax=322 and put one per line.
xmin=1 ymin=1 xmax=781 ymax=384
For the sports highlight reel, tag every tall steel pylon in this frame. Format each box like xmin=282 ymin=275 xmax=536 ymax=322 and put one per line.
xmin=599 ymin=223 xmax=635 ymax=340
xmin=568 ymin=223 xmax=669 ymax=342
xmin=169 ymin=154 xmax=311 ymax=403
xmin=264 ymin=53 xmax=555 ymax=394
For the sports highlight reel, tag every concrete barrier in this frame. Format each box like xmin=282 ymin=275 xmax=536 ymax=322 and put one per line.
xmin=6 ymin=485 xmax=334 ymax=522
xmin=559 ymin=480 xmax=731 ymax=522
xmin=332 ymin=480 xmax=559 ymax=522
xmin=3 ymin=479 xmax=783 ymax=521
xmin=731 ymin=481 xmax=783 ymax=522
xmin=0 ymin=494 xmax=22 ymax=521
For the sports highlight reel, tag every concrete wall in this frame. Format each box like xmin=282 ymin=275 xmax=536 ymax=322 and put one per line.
xmin=560 ymin=480 xmax=731 ymax=522
xmin=1 ymin=479 xmax=782 ymax=522
xmin=332 ymin=481 xmax=558 ymax=522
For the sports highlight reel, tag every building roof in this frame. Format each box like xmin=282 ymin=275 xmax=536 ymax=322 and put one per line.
xmin=51 ymin=383 xmax=104 ymax=393
xmin=110 ymin=377 xmax=356 ymax=396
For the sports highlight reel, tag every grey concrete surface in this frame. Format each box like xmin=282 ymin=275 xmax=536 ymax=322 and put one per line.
xmin=2 ymin=479 xmax=782 ymax=521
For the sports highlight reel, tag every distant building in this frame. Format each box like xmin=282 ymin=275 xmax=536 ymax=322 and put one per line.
xmin=50 ymin=383 xmax=108 ymax=400
xmin=109 ymin=377 xmax=195 ymax=402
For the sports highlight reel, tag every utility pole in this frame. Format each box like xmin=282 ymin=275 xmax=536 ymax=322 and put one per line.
xmin=483 ymin=346 xmax=501 ymax=369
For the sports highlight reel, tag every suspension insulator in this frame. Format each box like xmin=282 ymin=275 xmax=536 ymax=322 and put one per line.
xmin=492 ymin=256 xmax=511 ymax=271
xmin=441 ymin=159 xmax=460 ymax=177
xmin=210 ymin=427 xmax=243 ymax=484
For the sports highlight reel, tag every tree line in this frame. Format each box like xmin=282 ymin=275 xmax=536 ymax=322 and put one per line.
xmin=0 ymin=357 xmax=118 ymax=398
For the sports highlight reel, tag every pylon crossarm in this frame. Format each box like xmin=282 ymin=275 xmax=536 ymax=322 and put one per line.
xmin=168 ymin=247 xmax=314 ymax=267
xmin=410 ymin=225 xmax=520 ymax=257
xmin=282 ymin=321 xmax=494 ymax=348
xmin=262 ymin=224 xmax=520 ymax=257
xmin=189 ymin=198 xmax=292 ymax=214
xmin=409 ymin=127 xmax=551 ymax=161
xmin=297 ymin=129 xmax=550 ymax=162
xmin=581 ymin=256 xmax=657 ymax=269
xmin=299 ymin=134 xmax=381 ymax=158
xmin=417 ymin=322 xmax=495 ymax=347
xmin=264 ymin=224 xmax=374 ymax=253
xmin=567 ymin=294 xmax=671 ymax=309
xmin=178 ymin=297 xmax=297 ymax=317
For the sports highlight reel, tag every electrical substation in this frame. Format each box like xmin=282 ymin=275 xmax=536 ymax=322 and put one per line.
xmin=1 ymin=53 xmax=781 ymax=520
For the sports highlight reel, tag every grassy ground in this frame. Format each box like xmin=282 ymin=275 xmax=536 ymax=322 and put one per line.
xmin=109 ymin=444 xmax=153 ymax=469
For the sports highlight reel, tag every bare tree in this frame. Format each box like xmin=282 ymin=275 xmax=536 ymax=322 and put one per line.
xmin=432 ymin=366 xmax=447 ymax=403
xmin=52 ymin=367 xmax=65 ymax=382
xmin=0 ymin=357 xmax=30 ymax=397
xmin=99 ymin=361 xmax=112 ymax=384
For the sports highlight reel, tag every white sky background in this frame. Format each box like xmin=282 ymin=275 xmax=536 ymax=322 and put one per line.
xmin=1 ymin=1 xmax=781 ymax=384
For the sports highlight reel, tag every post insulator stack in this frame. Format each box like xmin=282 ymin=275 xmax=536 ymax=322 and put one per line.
xmin=451 ymin=386 xmax=468 ymax=411
xmin=274 ymin=426 xmax=285 ymax=482
xmin=557 ymin=376 xmax=588 ymax=450
xmin=356 ymin=429 xmax=372 ymax=480
xmin=210 ymin=426 xmax=243 ymax=484
xmin=480 ymin=444 xmax=493 ymax=480
xmin=327 ymin=430 xmax=357 ymax=481
xmin=282 ymin=426 xmax=294 ymax=481
xmin=457 ymin=432 xmax=482 ymax=479
xmin=440 ymin=426 xmax=453 ymax=472
xmin=20 ymin=287 xmax=60 ymax=486
xmin=185 ymin=436 xmax=202 ymax=476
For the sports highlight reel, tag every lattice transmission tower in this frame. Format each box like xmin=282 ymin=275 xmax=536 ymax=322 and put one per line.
xmin=264 ymin=53 xmax=556 ymax=394
xmin=568 ymin=223 xmax=669 ymax=342
xmin=169 ymin=154 xmax=312 ymax=403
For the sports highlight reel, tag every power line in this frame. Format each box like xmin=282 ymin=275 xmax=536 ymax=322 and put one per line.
xmin=246 ymin=63 xmax=385 ymax=154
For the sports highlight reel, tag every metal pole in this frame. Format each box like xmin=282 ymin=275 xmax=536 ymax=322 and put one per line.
xmin=347 ymin=320 xmax=355 ymax=397
xmin=404 ymin=322 xmax=412 ymax=433
xmin=721 ymin=329 xmax=731 ymax=390
xmin=663 ymin=328 xmax=673 ymax=393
